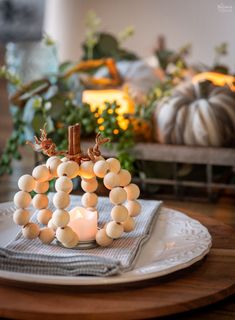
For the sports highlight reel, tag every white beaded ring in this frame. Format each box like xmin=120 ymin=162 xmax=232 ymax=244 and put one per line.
xmin=13 ymin=155 xmax=141 ymax=248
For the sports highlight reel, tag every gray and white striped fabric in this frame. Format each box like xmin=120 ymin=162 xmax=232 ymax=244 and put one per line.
xmin=0 ymin=195 xmax=162 ymax=277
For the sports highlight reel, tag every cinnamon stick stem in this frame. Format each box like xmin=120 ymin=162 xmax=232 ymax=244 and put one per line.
xmin=73 ymin=123 xmax=81 ymax=155
xmin=68 ymin=126 xmax=74 ymax=155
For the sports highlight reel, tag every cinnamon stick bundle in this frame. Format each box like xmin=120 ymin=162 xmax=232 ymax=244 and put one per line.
xmin=68 ymin=123 xmax=81 ymax=156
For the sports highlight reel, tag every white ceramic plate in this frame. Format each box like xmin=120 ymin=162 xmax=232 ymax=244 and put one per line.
xmin=0 ymin=202 xmax=212 ymax=286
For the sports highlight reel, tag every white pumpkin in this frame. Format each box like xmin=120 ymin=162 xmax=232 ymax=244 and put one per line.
xmin=153 ymin=82 xmax=235 ymax=147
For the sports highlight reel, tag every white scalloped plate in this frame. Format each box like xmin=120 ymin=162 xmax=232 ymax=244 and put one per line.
xmin=0 ymin=202 xmax=212 ymax=286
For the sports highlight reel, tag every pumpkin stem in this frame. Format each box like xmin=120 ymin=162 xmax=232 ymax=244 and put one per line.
xmin=194 ymin=80 xmax=212 ymax=99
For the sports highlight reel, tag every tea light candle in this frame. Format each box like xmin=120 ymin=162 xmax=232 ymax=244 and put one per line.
xmin=68 ymin=207 xmax=98 ymax=242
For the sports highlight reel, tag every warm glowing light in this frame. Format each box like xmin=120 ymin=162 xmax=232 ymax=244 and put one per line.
xmin=97 ymin=117 xmax=104 ymax=124
xmin=193 ymin=72 xmax=235 ymax=91
xmin=99 ymin=125 xmax=105 ymax=131
xmin=113 ymin=129 xmax=119 ymax=135
xmin=69 ymin=207 xmax=98 ymax=241
xmin=82 ymin=89 xmax=135 ymax=130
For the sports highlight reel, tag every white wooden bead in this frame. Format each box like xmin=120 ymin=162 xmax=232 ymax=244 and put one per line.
xmin=37 ymin=209 xmax=52 ymax=225
xmin=93 ymin=160 xmax=109 ymax=178
xmin=52 ymin=209 xmax=70 ymax=227
xmin=103 ymin=172 xmax=120 ymax=190
xmin=57 ymin=161 xmax=79 ymax=179
xmin=46 ymin=155 xmax=57 ymax=164
xmin=13 ymin=208 xmax=30 ymax=226
xmin=96 ymin=229 xmax=113 ymax=247
xmin=79 ymin=161 xmax=95 ymax=179
xmin=111 ymin=205 xmax=128 ymax=223
xmin=124 ymin=183 xmax=140 ymax=200
xmin=48 ymin=219 xmax=57 ymax=231
xmin=39 ymin=227 xmax=55 ymax=244
xmin=118 ymin=169 xmax=132 ymax=187
xmin=18 ymin=174 xmax=36 ymax=192
xmin=106 ymin=158 xmax=121 ymax=174
xmin=126 ymin=200 xmax=141 ymax=217
xmin=22 ymin=223 xmax=40 ymax=239
xmin=86 ymin=207 xmax=97 ymax=212
xmin=65 ymin=161 xmax=79 ymax=178
xmin=55 ymin=176 xmax=73 ymax=193
xmin=46 ymin=156 xmax=62 ymax=177
xmin=81 ymin=179 xmax=98 ymax=193
xmin=109 ymin=187 xmax=127 ymax=205
xmin=53 ymin=191 xmax=70 ymax=209
xmin=14 ymin=191 xmax=31 ymax=208
xmin=106 ymin=221 xmax=124 ymax=239
xmin=47 ymin=173 xmax=54 ymax=181
xmin=82 ymin=176 xmax=97 ymax=183
xmin=56 ymin=226 xmax=74 ymax=243
xmin=61 ymin=157 xmax=69 ymax=162
xmin=62 ymin=232 xmax=79 ymax=248
xmin=122 ymin=216 xmax=135 ymax=232
xmin=32 ymin=165 xmax=50 ymax=182
xmin=34 ymin=181 xmax=49 ymax=194
xmin=81 ymin=192 xmax=98 ymax=208
xmin=32 ymin=194 xmax=49 ymax=210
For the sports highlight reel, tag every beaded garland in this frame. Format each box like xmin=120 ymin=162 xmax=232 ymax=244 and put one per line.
xmin=13 ymin=124 xmax=141 ymax=248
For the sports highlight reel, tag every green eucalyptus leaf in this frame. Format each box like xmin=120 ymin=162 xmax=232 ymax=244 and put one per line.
xmin=32 ymin=113 xmax=46 ymax=134
xmin=33 ymin=97 xmax=43 ymax=109
xmin=59 ymin=61 xmax=74 ymax=73
xmin=23 ymin=126 xmax=34 ymax=141
xmin=48 ymin=95 xmax=67 ymax=119
xmin=46 ymin=116 xmax=55 ymax=132
xmin=11 ymin=131 xmax=18 ymax=141
xmin=43 ymin=85 xmax=58 ymax=100
xmin=13 ymin=151 xmax=21 ymax=160
xmin=19 ymin=80 xmax=49 ymax=101
xmin=97 ymin=33 xmax=119 ymax=56
xmin=23 ymin=96 xmax=40 ymax=124
xmin=1 ymin=154 xmax=9 ymax=164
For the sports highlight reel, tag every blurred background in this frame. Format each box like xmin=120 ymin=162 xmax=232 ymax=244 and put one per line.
xmin=45 ymin=0 xmax=235 ymax=67
xmin=0 ymin=0 xmax=235 ymax=224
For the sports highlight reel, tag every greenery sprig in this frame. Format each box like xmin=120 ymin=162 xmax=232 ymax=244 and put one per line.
xmin=82 ymin=11 xmax=137 ymax=61
xmin=0 ymin=107 xmax=25 ymax=175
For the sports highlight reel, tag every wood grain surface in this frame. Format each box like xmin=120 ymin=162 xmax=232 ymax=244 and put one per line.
xmin=0 ymin=212 xmax=234 ymax=320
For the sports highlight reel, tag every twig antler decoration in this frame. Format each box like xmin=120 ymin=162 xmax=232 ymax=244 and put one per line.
xmin=87 ymin=133 xmax=110 ymax=161
xmin=26 ymin=124 xmax=62 ymax=157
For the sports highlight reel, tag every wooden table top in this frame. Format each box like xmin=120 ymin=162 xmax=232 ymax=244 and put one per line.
xmin=0 ymin=211 xmax=234 ymax=320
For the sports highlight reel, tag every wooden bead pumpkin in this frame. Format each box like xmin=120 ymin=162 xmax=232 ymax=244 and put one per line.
xmin=13 ymin=124 xmax=142 ymax=248
xmin=153 ymin=81 xmax=235 ymax=147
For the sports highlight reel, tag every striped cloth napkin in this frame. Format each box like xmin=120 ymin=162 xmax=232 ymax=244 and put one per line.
xmin=0 ymin=195 xmax=162 ymax=277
